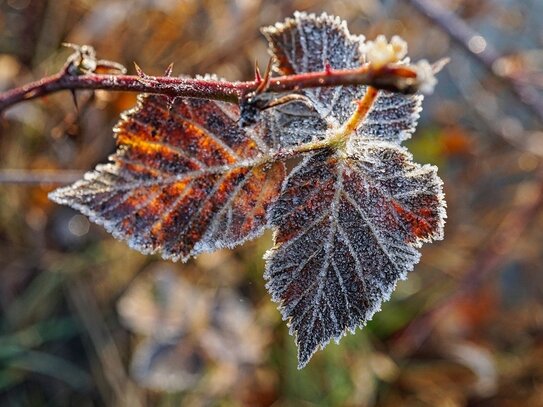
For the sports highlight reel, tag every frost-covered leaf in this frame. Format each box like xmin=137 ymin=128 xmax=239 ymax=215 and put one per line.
xmin=356 ymin=90 xmax=422 ymax=144
xmin=50 ymin=94 xmax=285 ymax=261
xmin=259 ymin=97 xmax=330 ymax=148
xmin=262 ymin=11 xmax=422 ymax=143
xmin=259 ymin=14 xmax=444 ymax=367
xmin=265 ymin=144 xmax=445 ymax=368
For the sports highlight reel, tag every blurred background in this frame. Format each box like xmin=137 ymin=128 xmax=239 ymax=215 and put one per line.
xmin=1 ymin=0 xmax=543 ymax=406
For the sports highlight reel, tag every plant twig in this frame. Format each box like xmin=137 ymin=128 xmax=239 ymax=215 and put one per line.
xmin=407 ymin=0 xmax=543 ymax=124
xmin=0 ymin=45 xmax=434 ymax=113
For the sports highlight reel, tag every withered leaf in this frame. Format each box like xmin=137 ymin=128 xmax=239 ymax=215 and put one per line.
xmin=130 ymin=339 xmax=205 ymax=392
xmin=50 ymin=94 xmax=284 ymax=261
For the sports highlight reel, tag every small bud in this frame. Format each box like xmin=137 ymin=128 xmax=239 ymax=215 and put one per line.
xmin=362 ymin=35 xmax=408 ymax=69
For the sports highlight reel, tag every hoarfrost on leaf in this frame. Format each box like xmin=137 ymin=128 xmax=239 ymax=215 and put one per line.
xmin=265 ymin=144 xmax=445 ymax=368
xmin=261 ymin=12 xmax=446 ymax=368
xmin=50 ymin=95 xmax=285 ymax=261
xmin=262 ymin=11 xmax=423 ymax=144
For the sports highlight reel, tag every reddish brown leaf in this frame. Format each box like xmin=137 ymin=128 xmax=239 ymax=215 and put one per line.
xmin=50 ymin=94 xmax=285 ymax=261
xmin=265 ymin=144 xmax=445 ymax=368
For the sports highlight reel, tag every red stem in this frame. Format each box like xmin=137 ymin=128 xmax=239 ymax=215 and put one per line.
xmin=0 ymin=64 xmax=418 ymax=113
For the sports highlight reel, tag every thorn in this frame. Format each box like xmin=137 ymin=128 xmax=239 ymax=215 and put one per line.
xmin=324 ymin=61 xmax=333 ymax=75
xmin=254 ymin=60 xmax=262 ymax=83
xmin=263 ymin=57 xmax=273 ymax=80
xmin=61 ymin=42 xmax=79 ymax=51
xmin=431 ymin=57 xmax=450 ymax=74
xmin=133 ymin=63 xmax=158 ymax=84
xmin=134 ymin=62 xmax=145 ymax=77
xmin=256 ymin=57 xmax=273 ymax=94
xmin=164 ymin=62 xmax=174 ymax=77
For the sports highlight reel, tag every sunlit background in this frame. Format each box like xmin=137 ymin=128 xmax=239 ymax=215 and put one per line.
xmin=1 ymin=0 xmax=543 ymax=406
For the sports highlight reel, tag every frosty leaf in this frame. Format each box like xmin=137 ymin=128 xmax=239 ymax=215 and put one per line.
xmin=262 ymin=11 xmax=422 ymax=143
xmin=259 ymin=97 xmax=330 ymax=148
xmin=265 ymin=144 xmax=445 ymax=368
xmin=262 ymin=11 xmax=364 ymax=124
xmin=50 ymin=94 xmax=285 ymax=261
xmin=356 ymin=91 xmax=422 ymax=143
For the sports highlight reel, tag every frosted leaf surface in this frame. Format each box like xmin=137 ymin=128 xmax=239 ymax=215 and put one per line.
xmin=259 ymin=97 xmax=330 ymax=148
xmin=262 ymin=11 xmax=422 ymax=143
xmin=265 ymin=144 xmax=445 ymax=368
xmin=357 ymin=91 xmax=422 ymax=143
xmin=49 ymin=95 xmax=285 ymax=261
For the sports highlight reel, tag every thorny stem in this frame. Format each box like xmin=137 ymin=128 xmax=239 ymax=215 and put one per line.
xmin=0 ymin=44 xmax=428 ymax=185
xmin=0 ymin=46 xmax=426 ymax=113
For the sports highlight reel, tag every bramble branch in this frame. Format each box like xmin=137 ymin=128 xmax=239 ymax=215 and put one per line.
xmin=0 ymin=44 xmax=441 ymax=113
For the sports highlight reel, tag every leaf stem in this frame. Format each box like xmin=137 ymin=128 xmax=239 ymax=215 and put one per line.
xmin=336 ymin=87 xmax=380 ymax=140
